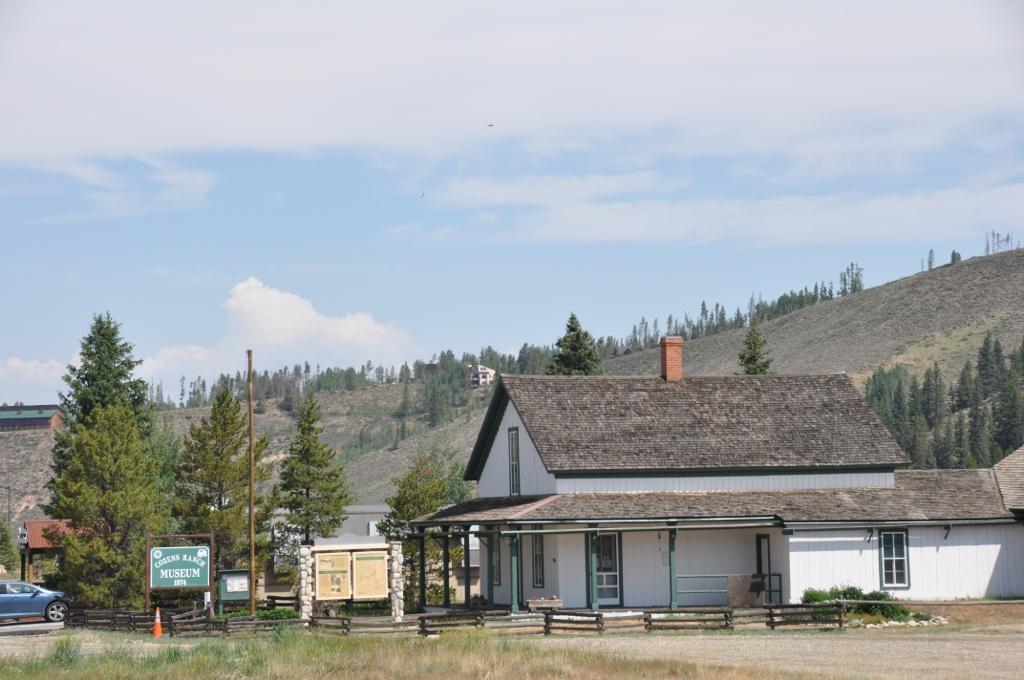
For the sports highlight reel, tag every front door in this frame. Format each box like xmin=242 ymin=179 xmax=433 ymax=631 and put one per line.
xmin=595 ymin=534 xmax=620 ymax=605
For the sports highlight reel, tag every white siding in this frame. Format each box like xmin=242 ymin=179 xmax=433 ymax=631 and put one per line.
xmin=787 ymin=523 xmax=1024 ymax=601
xmin=522 ymin=531 xmax=560 ymax=601
xmin=622 ymin=530 xmax=670 ymax=607
xmin=557 ymin=533 xmax=587 ymax=609
xmin=477 ymin=401 xmax=556 ymax=498
xmin=555 ymin=470 xmax=894 ymax=494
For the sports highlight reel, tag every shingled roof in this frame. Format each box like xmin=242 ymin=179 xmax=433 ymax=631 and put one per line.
xmin=995 ymin=445 xmax=1024 ymax=511
xmin=419 ymin=469 xmax=1011 ymax=525
xmin=465 ymin=374 xmax=908 ymax=478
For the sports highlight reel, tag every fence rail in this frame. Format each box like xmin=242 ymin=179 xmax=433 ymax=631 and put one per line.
xmin=65 ymin=602 xmax=849 ymax=638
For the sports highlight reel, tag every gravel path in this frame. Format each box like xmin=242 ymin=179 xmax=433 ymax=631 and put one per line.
xmin=536 ymin=631 xmax=1024 ymax=679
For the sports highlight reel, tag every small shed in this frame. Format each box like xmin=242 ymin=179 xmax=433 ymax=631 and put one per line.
xmin=19 ymin=519 xmax=70 ymax=582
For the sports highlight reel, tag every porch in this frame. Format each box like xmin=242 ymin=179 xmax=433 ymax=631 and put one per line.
xmin=409 ymin=521 xmax=788 ymax=613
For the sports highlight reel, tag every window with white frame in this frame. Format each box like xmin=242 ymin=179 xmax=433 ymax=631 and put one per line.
xmin=880 ymin=530 xmax=909 ymax=588
xmin=532 ymin=533 xmax=544 ymax=588
xmin=508 ymin=428 xmax=521 ymax=496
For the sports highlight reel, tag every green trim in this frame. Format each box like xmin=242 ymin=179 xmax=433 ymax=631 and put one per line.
xmin=509 ymin=534 xmax=520 ymax=613
xmin=878 ymin=528 xmax=911 ymax=590
xmin=463 ymin=383 xmax=510 ymax=480
xmin=484 ymin=535 xmax=495 ymax=606
xmin=508 ymin=427 xmax=521 ymax=496
xmin=617 ymin=532 xmax=624 ymax=608
xmin=668 ymin=525 xmax=678 ymax=611
xmin=441 ymin=526 xmax=451 ymax=608
xmin=532 ymin=527 xmax=545 ymax=588
xmin=463 ymin=532 xmax=471 ymax=607
xmin=587 ymin=526 xmax=599 ymax=611
xmin=553 ymin=465 xmax=897 ymax=478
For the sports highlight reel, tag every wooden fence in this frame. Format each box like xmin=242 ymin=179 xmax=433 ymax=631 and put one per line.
xmin=66 ymin=603 xmax=846 ymax=638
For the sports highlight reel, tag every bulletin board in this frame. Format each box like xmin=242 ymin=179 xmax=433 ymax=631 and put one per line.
xmin=315 ymin=552 xmax=351 ymax=601
xmin=351 ymin=551 xmax=388 ymax=600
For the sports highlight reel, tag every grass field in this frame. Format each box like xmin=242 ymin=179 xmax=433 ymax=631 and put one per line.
xmin=0 ymin=628 xmax=803 ymax=679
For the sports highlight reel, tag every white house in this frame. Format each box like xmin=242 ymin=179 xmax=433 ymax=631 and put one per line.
xmin=414 ymin=337 xmax=1024 ymax=611
xmin=470 ymin=364 xmax=497 ymax=388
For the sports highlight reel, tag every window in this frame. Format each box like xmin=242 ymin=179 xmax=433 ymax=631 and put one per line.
xmin=491 ymin=537 xmax=501 ymax=586
xmin=880 ymin=530 xmax=909 ymax=588
xmin=508 ymin=428 xmax=521 ymax=496
xmin=532 ymin=533 xmax=545 ymax=588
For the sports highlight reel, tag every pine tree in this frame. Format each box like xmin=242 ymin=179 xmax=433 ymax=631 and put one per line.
xmin=738 ymin=320 xmax=772 ymax=375
xmin=954 ymin=361 xmax=975 ymax=411
xmin=50 ymin=404 xmax=167 ymax=607
xmin=936 ymin=419 xmax=955 ymax=469
xmin=955 ymin=412 xmax=971 ymax=468
xmin=968 ymin=398 xmax=994 ymax=468
xmin=548 ymin=313 xmax=602 ymax=376
xmin=994 ymin=376 xmax=1024 ymax=456
xmin=49 ymin=313 xmax=151 ymax=510
xmin=278 ymin=394 xmax=351 ymax=545
xmin=977 ymin=333 xmax=998 ymax=397
xmin=0 ymin=521 xmax=18 ymax=573
xmin=174 ymin=389 xmax=271 ymax=571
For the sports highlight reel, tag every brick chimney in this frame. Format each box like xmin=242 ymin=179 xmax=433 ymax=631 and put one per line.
xmin=660 ymin=336 xmax=684 ymax=381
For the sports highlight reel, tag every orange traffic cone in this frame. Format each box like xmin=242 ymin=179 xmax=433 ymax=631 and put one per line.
xmin=153 ymin=607 xmax=163 ymax=638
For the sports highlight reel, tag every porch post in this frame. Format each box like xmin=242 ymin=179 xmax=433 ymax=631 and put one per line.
xmin=441 ymin=525 xmax=451 ymax=609
xmin=485 ymin=530 xmax=494 ymax=607
xmin=668 ymin=524 xmax=678 ymax=611
xmin=509 ymin=534 xmax=520 ymax=613
xmin=588 ymin=524 xmax=599 ymax=612
xmin=417 ymin=534 xmax=426 ymax=611
xmin=463 ymin=529 xmax=471 ymax=608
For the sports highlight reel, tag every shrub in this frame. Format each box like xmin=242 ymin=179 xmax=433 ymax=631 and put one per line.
xmin=857 ymin=590 xmax=910 ymax=620
xmin=801 ymin=588 xmax=831 ymax=604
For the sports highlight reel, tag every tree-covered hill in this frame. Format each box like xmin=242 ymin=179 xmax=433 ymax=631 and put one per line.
xmin=606 ymin=249 xmax=1024 ymax=385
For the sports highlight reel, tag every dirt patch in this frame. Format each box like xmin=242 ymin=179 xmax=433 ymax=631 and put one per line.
xmin=538 ymin=630 xmax=1024 ymax=679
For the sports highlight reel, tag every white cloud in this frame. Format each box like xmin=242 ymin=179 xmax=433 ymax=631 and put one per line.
xmin=136 ymin=278 xmax=419 ymax=387
xmin=493 ymin=181 xmax=1024 ymax=246
xmin=0 ymin=357 xmax=65 ymax=404
xmin=0 ymin=2 xmax=1020 ymax=165
xmin=3 ymin=279 xmax=419 ymax=403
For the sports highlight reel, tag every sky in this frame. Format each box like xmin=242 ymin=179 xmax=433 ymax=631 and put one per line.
xmin=1 ymin=1 xmax=1023 ymax=403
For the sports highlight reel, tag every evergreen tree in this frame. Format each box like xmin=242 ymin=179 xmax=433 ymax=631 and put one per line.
xmin=50 ymin=404 xmax=167 ymax=607
xmin=994 ymin=376 xmax=1024 ymax=455
xmin=0 ymin=522 xmax=18 ymax=573
xmin=49 ymin=313 xmax=151 ymax=510
xmin=977 ymin=333 xmax=999 ymax=397
xmin=968 ymin=398 xmax=994 ymax=468
xmin=278 ymin=394 xmax=351 ymax=545
xmin=954 ymin=361 xmax=975 ymax=411
xmin=909 ymin=414 xmax=935 ymax=468
xmin=954 ymin=412 xmax=971 ymax=468
xmin=548 ymin=313 xmax=602 ymax=376
xmin=950 ymin=250 xmax=962 ymax=264
xmin=935 ymin=419 xmax=955 ymax=469
xmin=738 ymin=320 xmax=772 ymax=375
xmin=174 ymin=389 xmax=271 ymax=571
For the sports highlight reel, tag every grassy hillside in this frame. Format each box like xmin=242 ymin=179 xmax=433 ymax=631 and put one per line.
xmin=158 ymin=383 xmax=488 ymax=504
xmin=607 ymin=250 xmax=1024 ymax=386
xmin=0 ymin=429 xmax=55 ymax=524
xmin=1 ymin=384 xmax=486 ymax=524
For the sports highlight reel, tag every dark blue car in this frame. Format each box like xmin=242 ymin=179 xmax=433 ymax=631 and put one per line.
xmin=0 ymin=580 xmax=69 ymax=623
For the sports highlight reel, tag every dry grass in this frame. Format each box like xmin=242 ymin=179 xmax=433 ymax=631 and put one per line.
xmin=0 ymin=628 xmax=812 ymax=679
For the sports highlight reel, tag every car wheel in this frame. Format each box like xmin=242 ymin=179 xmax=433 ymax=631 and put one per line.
xmin=45 ymin=601 xmax=67 ymax=623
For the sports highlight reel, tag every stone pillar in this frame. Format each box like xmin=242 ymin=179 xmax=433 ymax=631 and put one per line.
xmin=390 ymin=541 xmax=405 ymax=622
xmin=298 ymin=545 xmax=314 ymax=621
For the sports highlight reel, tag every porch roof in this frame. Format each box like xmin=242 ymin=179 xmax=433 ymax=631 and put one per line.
xmin=415 ymin=469 xmax=1013 ymax=526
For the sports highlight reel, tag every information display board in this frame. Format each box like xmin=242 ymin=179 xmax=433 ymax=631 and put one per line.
xmin=315 ymin=552 xmax=351 ymax=601
xmin=352 ymin=551 xmax=388 ymax=600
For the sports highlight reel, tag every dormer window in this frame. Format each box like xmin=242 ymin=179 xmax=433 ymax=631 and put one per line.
xmin=508 ymin=427 xmax=520 ymax=496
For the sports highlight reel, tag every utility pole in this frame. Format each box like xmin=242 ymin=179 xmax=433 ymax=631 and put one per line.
xmin=247 ymin=349 xmax=256 ymax=616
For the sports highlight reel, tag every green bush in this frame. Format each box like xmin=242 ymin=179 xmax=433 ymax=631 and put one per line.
xmin=217 ymin=607 xmax=299 ymax=621
xmin=800 ymin=585 xmax=864 ymax=604
xmin=857 ymin=590 xmax=910 ymax=620
xmin=801 ymin=588 xmax=831 ymax=604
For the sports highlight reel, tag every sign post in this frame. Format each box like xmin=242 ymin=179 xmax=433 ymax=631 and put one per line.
xmin=145 ymin=533 xmax=215 ymax=615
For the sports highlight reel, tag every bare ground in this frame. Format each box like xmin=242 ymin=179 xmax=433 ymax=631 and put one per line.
xmin=536 ymin=629 xmax=1024 ymax=680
